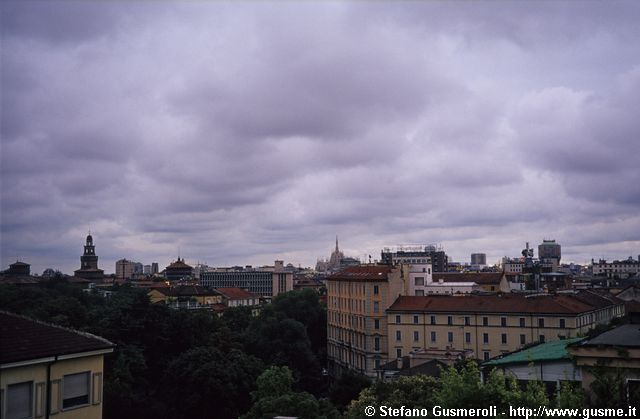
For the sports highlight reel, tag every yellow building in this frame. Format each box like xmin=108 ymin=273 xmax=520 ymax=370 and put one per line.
xmin=386 ymin=291 xmax=624 ymax=362
xmin=148 ymin=285 xmax=222 ymax=307
xmin=327 ymin=265 xmax=410 ymax=378
xmin=0 ymin=311 xmax=114 ymax=419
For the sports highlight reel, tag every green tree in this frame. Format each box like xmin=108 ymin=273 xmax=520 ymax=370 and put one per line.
xmin=245 ymin=316 xmax=322 ymax=393
xmin=555 ymin=381 xmax=585 ymax=409
xmin=161 ymin=346 xmax=264 ymax=419
xmin=242 ymin=366 xmax=339 ymax=419
xmin=328 ymin=370 xmax=371 ymax=411
xmin=589 ymin=367 xmax=628 ymax=408
xmin=344 ymin=375 xmax=439 ymax=418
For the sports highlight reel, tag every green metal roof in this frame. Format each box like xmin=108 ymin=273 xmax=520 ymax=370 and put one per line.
xmin=484 ymin=337 xmax=584 ymax=366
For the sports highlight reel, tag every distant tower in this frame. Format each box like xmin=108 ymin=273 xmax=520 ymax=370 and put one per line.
xmin=471 ymin=253 xmax=487 ymax=266
xmin=81 ymin=234 xmax=98 ymax=270
xmin=74 ymin=234 xmax=104 ymax=280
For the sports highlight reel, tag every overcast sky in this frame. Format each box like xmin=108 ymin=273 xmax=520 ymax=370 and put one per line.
xmin=2 ymin=1 xmax=640 ymax=275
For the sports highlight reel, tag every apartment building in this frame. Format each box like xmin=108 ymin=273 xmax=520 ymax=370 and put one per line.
xmin=327 ymin=265 xmax=410 ymax=378
xmin=592 ymin=257 xmax=640 ymax=279
xmin=0 ymin=311 xmax=114 ymax=419
xmin=386 ymin=291 xmax=624 ymax=362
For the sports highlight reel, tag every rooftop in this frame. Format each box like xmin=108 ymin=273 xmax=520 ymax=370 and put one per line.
xmin=216 ymin=287 xmax=259 ymax=300
xmin=0 ymin=311 xmax=114 ymax=365
xmin=388 ymin=291 xmax=620 ymax=315
xmin=328 ymin=265 xmax=394 ymax=282
xmin=573 ymin=324 xmax=640 ymax=348
xmin=432 ymin=272 xmax=503 ymax=285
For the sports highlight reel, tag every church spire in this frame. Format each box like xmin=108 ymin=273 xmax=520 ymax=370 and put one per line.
xmin=335 ymin=235 xmax=339 ymax=252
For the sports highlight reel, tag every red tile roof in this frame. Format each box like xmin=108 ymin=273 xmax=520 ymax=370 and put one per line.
xmin=0 ymin=311 xmax=114 ymax=365
xmin=387 ymin=292 xmax=619 ymax=315
xmin=328 ymin=265 xmax=394 ymax=282
xmin=216 ymin=287 xmax=258 ymax=300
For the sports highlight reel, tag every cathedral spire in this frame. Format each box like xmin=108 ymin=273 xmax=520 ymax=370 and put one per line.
xmin=335 ymin=235 xmax=339 ymax=252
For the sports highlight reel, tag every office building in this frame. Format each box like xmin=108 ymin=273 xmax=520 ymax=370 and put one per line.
xmin=381 ymin=245 xmax=448 ymax=272
xmin=538 ymin=239 xmax=561 ymax=270
xmin=115 ymin=259 xmax=135 ymax=280
xmin=199 ymin=261 xmax=293 ymax=297
xmin=471 ymin=253 xmax=487 ymax=266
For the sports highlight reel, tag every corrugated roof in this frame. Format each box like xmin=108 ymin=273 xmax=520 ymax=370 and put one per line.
xmin=484 ymin=337 xmax=584 ymax=366
xmin=0 ymin=311 xmax=114 ymax=365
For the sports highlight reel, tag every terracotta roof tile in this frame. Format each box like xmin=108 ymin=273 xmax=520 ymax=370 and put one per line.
xmin=328 ymin=265 xmax=394 ymax=282
xmin=215 ymin=287 xmax=258 ymax=300
xmin=387 ymin=291 xmax=619 ymax=315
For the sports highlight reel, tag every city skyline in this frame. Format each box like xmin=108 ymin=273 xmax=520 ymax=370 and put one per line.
xmin=2 ymin=2 xmax=640 ymax=275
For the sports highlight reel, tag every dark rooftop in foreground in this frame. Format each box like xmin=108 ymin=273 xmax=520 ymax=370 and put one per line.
xmin=0 ymin=311 xmax=114 ymax=365
xmin=574 ymin=324 xmax=640 ymax=348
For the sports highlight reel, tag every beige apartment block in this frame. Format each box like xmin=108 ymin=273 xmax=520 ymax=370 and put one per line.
xmin=327 ymin=264 xmax=410 ymax=378
xmin=387 ymin=291 xmax=624 ymax=363
xmin=0 ymin=312 xmax=114 ymax=419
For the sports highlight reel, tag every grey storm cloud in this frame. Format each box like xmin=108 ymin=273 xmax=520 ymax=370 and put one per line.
xmin=2 ymin=1 xmax=640 ymax=274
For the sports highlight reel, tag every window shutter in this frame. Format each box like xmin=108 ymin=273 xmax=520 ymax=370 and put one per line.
xmin=7 ymin=382 xmax=32 ymax=419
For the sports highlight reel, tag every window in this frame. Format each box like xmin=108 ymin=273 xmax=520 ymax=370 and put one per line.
xmin=538 ymin=318 xmax=545 ymax=328
xmin=448 ymin=332 xmax=453 ymax=343
xmin=374 ymin=337 xmax=380 ymax=351
xmin=539 ymin=335 xmax=546 ymax=343
xmin=431 ymin=331 xmax=436 ymax=342
xmin=413 ymin=315 xmax=419 ymax=324
xmin=396 ymin=348 xmax=402 ymax=358
xmin=396 ymin=330 xmax=402 ymax=341
xmin=464 ymin=316 xmax=470 ymax=326
xmin=395 ymin=315 xmax=401 ymax=324
xmin=465 ymin=332 xmax=471 ymax=343
xmin=560 ymin=318 xmax=566 ymax=328
xmin=519 ymin=317 xmax=525 ymax=328
xmin=483 ymin=333 xmax=489 ymax=344
xmin=415 ymin=289 xmax=424 ymax=296
xmin=374 ymin=302 xmax=379 ymax=313
xmin=375 ymin=358 xmax=381 ymax=369
xmin=415 ymin=277 xmax=424 ymax=286
xmin=374 ymin=319 xmax=380 ymax=330
xmin=447 ymin=316 xmax=453 ymax=325
xmin=501 ymin=317 xmax=507 ymax=327
xmin=414 ymin=331 xmax=419 ymax=341
xmin=483 ymin=317 xmax=488 ymax=326
xmin=7 ymin=381 xmax=32 ymax=419
xmin=501 ymin=334 xmax=507 ymax=344
xmin=483 ymin=351 xmax=490 ymax=361
xmin=430 ymin=316 xmax=436 ymax=325
xmin=373 ymin=285 xmax=379 ymax=295
xmin=520 ymin=334 xmax=526 ymax=345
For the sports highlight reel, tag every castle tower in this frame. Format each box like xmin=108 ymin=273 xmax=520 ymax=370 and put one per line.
xmin=74 ymin=234 xmax=104 ymax=280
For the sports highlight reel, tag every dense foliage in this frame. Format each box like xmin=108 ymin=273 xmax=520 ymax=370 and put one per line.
xmin=0 ymin=283 xmax=329 ymax=419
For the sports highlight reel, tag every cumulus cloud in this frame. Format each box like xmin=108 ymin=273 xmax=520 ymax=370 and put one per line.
xmin=2 ymin=1 xmax=639 ymax=274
